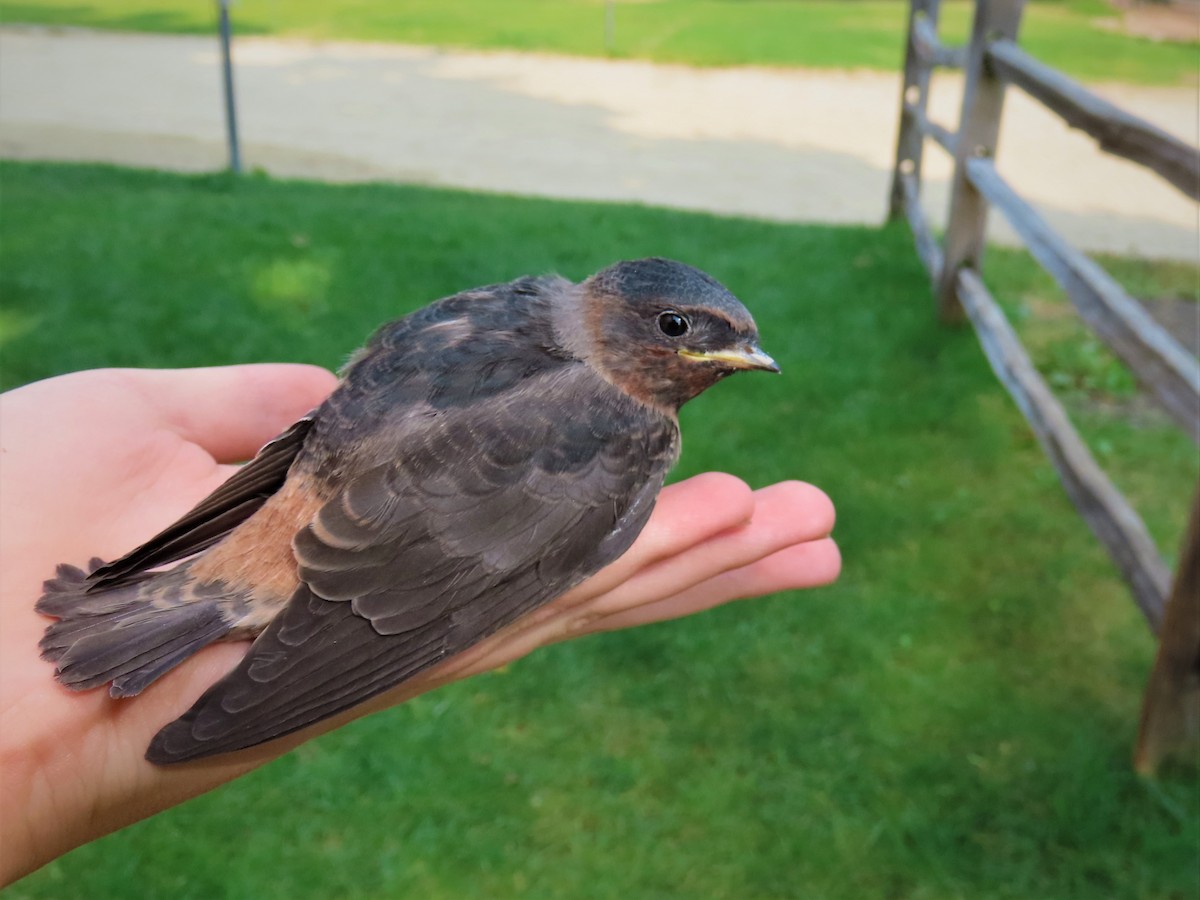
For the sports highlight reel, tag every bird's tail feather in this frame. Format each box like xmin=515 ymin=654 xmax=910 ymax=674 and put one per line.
xmin=37 ymin=560 xmax=232 ymax=698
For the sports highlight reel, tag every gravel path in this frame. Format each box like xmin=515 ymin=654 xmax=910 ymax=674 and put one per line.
xmin=1 ymin=27 xmax=1196 ymax=260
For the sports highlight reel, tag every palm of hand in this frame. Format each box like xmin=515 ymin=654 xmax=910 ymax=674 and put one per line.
xmin=0 ymin=365 xmax=838 ymax=883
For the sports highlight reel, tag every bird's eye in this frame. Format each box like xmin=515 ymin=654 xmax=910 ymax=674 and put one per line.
xmin=657 ymin=311 xmax=690 ymax=338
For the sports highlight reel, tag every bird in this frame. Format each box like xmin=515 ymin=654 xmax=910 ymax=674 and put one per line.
xmin=36 ymin=257 xmax=779 ymax=764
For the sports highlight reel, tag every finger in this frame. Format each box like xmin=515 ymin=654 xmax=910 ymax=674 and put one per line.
xmin=588 ymin=537 xmax=842 ymax=632
xmin=133 ymin=365 xmax=337 ymax=463
xmin=407 ymin=473 xmax=758 ymax=677
xmin=576 ymin=480 xmax=834 ymax=623
xmin=574 ymin=472 xmax=756 ymax=598
xmin=482 ymin=471 xmax=755 ymax=658
xmin=444 ymin=535 xmax=840 ymax=682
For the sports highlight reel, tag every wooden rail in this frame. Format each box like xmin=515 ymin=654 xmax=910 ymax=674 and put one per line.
xmin=906 ymin=102 xmax=959 ymax=156
xmin=889 ymin=0 xmax=1200 ymax=774
xmin=899 ymin=172 xmax=944 ymax=279
xmin=965 ymin=157 xmax=1200 ymax=442
xmin=912 ymin=14 xmax=967 ymax=69
xmin=987 ymin=40 xmax=1200 ymax=201
xmin=956 ymin=268 xmax=1171 ymax=629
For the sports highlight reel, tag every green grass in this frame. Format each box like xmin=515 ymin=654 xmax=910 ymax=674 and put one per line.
xmin=2 ymin=0 xmax=1196 ymax=85
xmin=984 ymin=250 xmax=1200 ymax=556
xmin=2 ymin=161 xmax=1196 ymax=898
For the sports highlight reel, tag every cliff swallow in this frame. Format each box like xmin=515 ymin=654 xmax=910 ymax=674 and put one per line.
xmin=37 ymin=258 xmax=779 ymax=764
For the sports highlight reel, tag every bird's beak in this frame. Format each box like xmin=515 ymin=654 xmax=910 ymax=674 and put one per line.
xmin=678 ymin=344 xmax=781 ymax=373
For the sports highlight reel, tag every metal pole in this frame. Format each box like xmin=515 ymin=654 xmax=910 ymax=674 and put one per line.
xmin=218 ymin=0 xmax=242 ymax=174
xmin=605 ymin=1 xmax=616 ymax=54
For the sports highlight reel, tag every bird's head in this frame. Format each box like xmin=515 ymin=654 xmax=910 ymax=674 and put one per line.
xmin=563 ymin=258 xmax=778 ymax=412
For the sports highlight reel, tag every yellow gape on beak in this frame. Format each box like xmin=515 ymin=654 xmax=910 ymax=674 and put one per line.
xmin=678 ymin=345 xmax=780 ymax=373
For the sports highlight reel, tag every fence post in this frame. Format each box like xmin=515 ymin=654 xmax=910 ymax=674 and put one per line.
xmin=1134 ymin=486 xmax=1200 ymax=774
xmin=217 ymin=0 xmax=242 ymax=175
xmin=888 ymin=0 xmax=942 ymax=223
xmin=935 ymin=0 xmax=1026 ymax=321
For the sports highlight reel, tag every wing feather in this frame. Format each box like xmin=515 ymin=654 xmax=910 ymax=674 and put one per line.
xmin=147 ymin=365 xmax=676 ymax=763
xmin=88 ymin=417 xmax=314 ymax=589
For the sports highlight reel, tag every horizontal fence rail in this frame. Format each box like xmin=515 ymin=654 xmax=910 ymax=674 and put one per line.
xmin=956 ymin=268 xmax=1171 ymax=630
xmin=965 ymin=157 xmax=1200 ymax=442
xmin=912 ymin=14 xmax=967 ymax=69
xmin=907 ymin=102 xmax=960 ymax=156
xmin=987 ymin=40 xmax=1200 ymax=201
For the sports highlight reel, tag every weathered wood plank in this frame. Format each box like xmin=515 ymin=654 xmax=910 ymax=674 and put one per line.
xmin=936 ymin=0 xmax=1027 ymax=321
xmin=1135 ymin=485 xmax=1200 ymax=774
xmin=889 ymin=0 xmax=944 ymax=221
xmin=966 ymin=156 xmax=1200 ymax=443
xmin=906 ymin=101 xmax=960 ymax=156
xmin=988 ymin=39 xmax=1200 ymax=201
xmin=900 ymin=171 xmax=944 ymax=280
xmin=912 ymin=14 xmax=967 ymax=69
xmin=955 ymin=267 xmax=1170 ymax=631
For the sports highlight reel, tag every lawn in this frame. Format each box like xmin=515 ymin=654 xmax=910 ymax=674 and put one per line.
xmin=1 ymin=0 xmax=1196 ymax=86
xmin=1 ymin=161 xmax=1196 ymax=898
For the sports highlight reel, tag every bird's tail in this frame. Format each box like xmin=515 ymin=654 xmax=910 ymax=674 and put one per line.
xmin=37 ymin=559 xmax=233 ymax=699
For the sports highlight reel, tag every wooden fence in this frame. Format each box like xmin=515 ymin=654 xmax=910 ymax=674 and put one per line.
xmin=888 ymin=0 xmax=1200 ymax=773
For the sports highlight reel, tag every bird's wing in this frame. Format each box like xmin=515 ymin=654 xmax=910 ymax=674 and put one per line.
xmin=147 ymin=373 xmax=677 ymax=763
xmin=88 ymin=416 xmax=314 ymax=590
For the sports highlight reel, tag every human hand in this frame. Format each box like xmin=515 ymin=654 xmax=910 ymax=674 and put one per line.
xmin=0 ymin=366 xmax=839 ymax=883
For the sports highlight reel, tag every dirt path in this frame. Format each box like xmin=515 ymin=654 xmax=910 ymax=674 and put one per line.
xmin=1 ymin=26 xmax=1196 ymax=260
